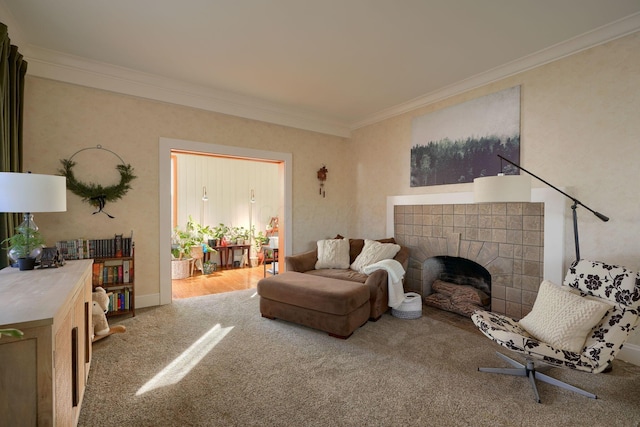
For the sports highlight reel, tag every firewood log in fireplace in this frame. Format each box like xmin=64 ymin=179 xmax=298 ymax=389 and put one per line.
xmin=424 ymin=279 xmax=490 ymax=317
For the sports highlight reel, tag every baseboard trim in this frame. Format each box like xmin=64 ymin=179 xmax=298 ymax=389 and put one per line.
xmin=136 ymin=293 xmax=162 ymax=309
xmin=618 ymin=342 xmax=640 ymax=366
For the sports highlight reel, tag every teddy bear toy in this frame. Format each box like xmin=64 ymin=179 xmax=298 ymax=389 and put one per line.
xmin=92 ymin=287 xmax=111 ymax=339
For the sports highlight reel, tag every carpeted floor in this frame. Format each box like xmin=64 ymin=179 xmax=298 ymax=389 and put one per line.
xmin=79 ymin=289 xmax=640 ymax=426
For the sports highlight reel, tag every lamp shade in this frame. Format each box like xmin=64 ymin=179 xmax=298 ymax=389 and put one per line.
xmin=473 ymin=174 xmax=531 ymax=203
xmin=0 ymin=172 xmax=67 ymax=212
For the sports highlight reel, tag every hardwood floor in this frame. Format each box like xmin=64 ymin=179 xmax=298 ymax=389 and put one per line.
xmin=172 ymin=265 xmax=266 ymax=299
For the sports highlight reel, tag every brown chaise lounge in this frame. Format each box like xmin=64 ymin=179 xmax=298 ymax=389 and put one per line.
xmin=257 ymin=237 xmax=410 ymax=338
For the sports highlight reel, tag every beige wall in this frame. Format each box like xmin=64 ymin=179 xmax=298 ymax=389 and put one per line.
xmin=23 ymin=79 xmax=351 ymax=299
xmin=348 ymin=32 xmax=640 ymax=347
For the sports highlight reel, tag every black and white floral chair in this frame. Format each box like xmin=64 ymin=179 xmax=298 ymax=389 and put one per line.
xmin=472 ymin=259 xmax=640 ymax=403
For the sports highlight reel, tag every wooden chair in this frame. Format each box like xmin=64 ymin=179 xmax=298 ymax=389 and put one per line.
xmin=189 ymin=245 xmax=204 ymax=276
xmin=262 ymin=246 xmax=278 ymax=277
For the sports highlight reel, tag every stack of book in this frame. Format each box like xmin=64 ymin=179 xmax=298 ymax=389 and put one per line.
xmin=56 ymin=233 xmax=134 ymax=260
xmin=92 ymin=258 xmax=133 ymax=285
xmin=106 ymin=288 xmax=132 ymax=313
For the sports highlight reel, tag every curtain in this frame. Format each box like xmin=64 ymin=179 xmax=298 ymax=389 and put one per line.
xmin=0 ymin=23 xmax=28 ymax=268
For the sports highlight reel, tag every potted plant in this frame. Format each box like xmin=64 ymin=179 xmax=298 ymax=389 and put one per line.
xmin=230 ymin=228 xmax=238 ymax=244
xmin=202 ymin=260 xmax=217 ymax=275
xmin=171 ymin=227 xmax=195 ymax=280
xmin=189 ymin=217 xmax=214 ymax=259
xmin=212 ymin=223 xmax=229 ymax=247
xmin=2 ymin=224 xmax=46 ymax=270
xmin=254 ymin=230 xmax=269 ymax=250
xmin=171 ymin=216 xmax=215 ymax=279
xmin=236 ymin=226 xmax=251 ymax=245
xmin=171 ymin=227 xmax=198 ymax=260
xmin=254 ymin=231 xmax=270 ymax=265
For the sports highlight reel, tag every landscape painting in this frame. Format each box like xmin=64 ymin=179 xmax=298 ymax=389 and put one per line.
xmin=410 ymin=86 xmax=521 ymax=187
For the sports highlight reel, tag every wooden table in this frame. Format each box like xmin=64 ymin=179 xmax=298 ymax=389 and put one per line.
xmin=206 ymin=244 xmax=251 ymax=268
xmin=262 ymin=246 xmax=279 ymax=277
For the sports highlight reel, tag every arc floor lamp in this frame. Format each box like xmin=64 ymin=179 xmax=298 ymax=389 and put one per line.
xmin=473 ymin=155 xmax=609 ymax=261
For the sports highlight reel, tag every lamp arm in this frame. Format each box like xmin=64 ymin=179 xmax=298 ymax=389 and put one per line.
xmin=497 ymin=155 xmax=609 ymax=222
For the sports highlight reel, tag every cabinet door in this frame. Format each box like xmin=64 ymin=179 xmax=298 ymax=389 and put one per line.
xmin=0 ymin=339 xmax=38 ymax=425
xmin=84 ymin=276 xmax=92 ymax=374
xmin=55 ymin=309 xmax=73 ymax=426
xmin=73 ymin=286 xmax=87 ymax=409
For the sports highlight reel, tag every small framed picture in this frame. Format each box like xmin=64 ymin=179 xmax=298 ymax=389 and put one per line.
xmin=40 ymin=247 xmax=63 ymax=268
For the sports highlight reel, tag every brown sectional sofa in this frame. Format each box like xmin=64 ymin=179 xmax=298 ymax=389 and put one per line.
xmin=257 ymin=237 xmax=410 ymax=338
xmin=284 ymin=237 xmax=410 ymax=320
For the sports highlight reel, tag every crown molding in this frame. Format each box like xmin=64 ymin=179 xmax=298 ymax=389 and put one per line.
xmin=23 ymin=46 xmax=351 ymax=138
xmin=350 ymin=12 xmax=640 ymax=131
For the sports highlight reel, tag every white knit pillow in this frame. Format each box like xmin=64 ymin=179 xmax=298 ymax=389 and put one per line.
xmin=350 ymin=239 xmax=401 ymax=273
xmin=315 ymin=239 xmax=350 ymax=269
xmin=518 ymin=280 xmax=612 ymax=353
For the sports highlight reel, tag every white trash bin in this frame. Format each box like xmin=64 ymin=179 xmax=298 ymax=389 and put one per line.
xmin=391 ymin=292 xmax=422 ymax=319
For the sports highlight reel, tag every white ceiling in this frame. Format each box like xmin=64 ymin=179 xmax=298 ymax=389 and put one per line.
xmin=2 ymin=0 xmax=640 ymax=137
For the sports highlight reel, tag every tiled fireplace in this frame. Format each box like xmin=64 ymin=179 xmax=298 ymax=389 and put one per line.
xmin=387 ymin=189 xmax=566 ymax=320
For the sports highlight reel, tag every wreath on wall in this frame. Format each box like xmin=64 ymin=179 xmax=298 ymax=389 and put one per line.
xmin=58 ymin=146 xmax=137 ymax=218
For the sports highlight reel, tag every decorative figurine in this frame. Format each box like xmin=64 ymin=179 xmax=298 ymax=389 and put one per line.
xmin=317 ymin=165 xmax=328 ymax=197
xmin=39 ymin=246 xmax=64 ymax=268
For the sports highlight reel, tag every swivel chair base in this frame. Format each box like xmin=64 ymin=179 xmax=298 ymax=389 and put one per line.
xmin=479 ymin=351 xmax=597 ymax=403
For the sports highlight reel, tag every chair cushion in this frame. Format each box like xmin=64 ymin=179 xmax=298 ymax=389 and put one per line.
xmin=257 ymin=272 xmax=369 ymax=316
xmin=472 ymin=310 xmax=605 ymax=373
xmin=306 ymin=268 xmax=369 ymax=283
xmin=518 ymin=280 xmax=612 ymax=353
xmin=315 ymin=238 xmax=350 ymax=269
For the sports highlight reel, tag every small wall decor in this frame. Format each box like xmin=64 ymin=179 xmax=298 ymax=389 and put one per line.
xmin=58 ymin=145 xmax=137 ymax=218
xmin=317 ymin=165 xmax=328 ymax=198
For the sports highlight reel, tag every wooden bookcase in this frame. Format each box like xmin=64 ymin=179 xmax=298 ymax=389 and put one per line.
xmin=57 ymin=234 xmax=135 ymax=318
xmin=92 ymin=252 xmax=135 ymax=317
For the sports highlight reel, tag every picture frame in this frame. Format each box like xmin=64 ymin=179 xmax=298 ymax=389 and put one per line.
xmin=410 ymin=86 xmax=521 ymax=187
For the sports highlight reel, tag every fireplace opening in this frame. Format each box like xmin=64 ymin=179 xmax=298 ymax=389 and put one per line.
xmin=422 ymin=256 xmax=491 ymax=317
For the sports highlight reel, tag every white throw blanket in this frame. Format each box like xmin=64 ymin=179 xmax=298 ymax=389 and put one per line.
xmin=362 ymin=259 xmax=406 ymax=309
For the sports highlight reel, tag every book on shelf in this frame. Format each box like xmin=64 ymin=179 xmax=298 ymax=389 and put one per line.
xmin=114 ymin=234 xmax=123 ymax=257
xmin=106 ymin=287 xmax=132 ymax=313
xmin=123 ymin=260 xmax=130 ymax=283
xmin=92 ymin=259 xmax=132 ymax=290
xmin=92 ymin=262 xmax=104 ymax=286
xmin=56 ymin=232 xmax=134 ymax=260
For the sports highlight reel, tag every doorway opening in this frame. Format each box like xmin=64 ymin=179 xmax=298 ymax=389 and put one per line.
xmin=159 ymin=138 xmax=292 ymax=305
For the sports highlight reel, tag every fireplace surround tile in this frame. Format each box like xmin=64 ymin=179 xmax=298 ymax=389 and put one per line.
xmin=394 ymin=202 xmax=544 ymax=319
xmin=505 ymin=301 xmax=522 ymax=319
xmin=492 ymin=298 xmax=506 ymax=314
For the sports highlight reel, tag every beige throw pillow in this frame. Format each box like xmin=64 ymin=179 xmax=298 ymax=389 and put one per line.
xmin=350 ymin=239 xmax=401 ymax=273
xmin=315 ymin=238 xmax=350 ymax=269
xmin=518 ymin=280 xmax=612 ymax=353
